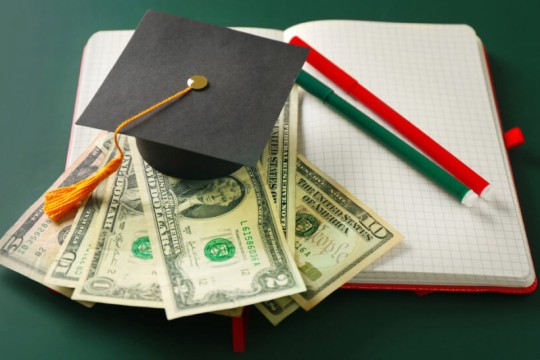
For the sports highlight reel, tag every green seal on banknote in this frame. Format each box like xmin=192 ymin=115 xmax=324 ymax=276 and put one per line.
xmin=204 ymin=238 xmax=236 ymax=262
xmin=132 ymin=236 xmax=153 ymax=260
xmin=295 ymin=213 xmax=319 ymax=237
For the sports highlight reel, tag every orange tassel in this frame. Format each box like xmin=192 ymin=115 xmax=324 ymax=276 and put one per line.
xmin=44 ymin=157 xmax=123 ymax=222
xmin=44 ymin=84 xmax=194 ymax=222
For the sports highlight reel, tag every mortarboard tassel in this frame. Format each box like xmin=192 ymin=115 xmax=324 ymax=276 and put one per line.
xmin=44 ymin=75 xmax=208 ymax=222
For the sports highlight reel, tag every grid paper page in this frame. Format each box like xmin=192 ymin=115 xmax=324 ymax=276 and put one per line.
xmin=285 ymin=20 xmax=533 ymax=286
xmin=66 ymin=31 xmax=134 ymax=167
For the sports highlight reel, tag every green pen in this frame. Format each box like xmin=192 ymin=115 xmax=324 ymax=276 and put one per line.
xmin=295 ymin=70 xmax=477 ymax=206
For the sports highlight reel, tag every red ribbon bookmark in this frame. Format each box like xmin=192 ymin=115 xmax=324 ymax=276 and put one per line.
xmin=290 ymin=36 xmax=491 ymax=198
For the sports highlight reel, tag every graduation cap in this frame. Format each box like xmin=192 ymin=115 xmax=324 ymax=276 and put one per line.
xmin=76 ymin=10 xmax=308 ymax=179
xmin=43 ymin=10 xmax=308 ymax=222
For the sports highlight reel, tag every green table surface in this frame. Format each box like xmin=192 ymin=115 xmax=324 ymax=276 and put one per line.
xmin=1 ymin=1 xmax=539 ymax=358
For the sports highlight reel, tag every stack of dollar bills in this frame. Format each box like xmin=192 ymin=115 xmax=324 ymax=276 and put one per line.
xmin=0 ymin=90 xmax=402 ymax=325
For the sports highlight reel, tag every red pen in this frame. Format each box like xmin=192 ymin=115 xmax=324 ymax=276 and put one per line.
xmin=290 ymin=36 xmax=492 ymax=199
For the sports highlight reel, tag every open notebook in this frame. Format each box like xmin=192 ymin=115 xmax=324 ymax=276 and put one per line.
xmin=67 ymin=20 xmax=535 ymax=293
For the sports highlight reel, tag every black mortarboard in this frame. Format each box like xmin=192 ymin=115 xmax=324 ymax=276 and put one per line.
xmin=76 ymin=10 xmax=308 ymax=179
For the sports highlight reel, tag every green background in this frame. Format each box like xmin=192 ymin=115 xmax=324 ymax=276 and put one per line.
xmin=1 ymin=0 xmax=539 ymax=358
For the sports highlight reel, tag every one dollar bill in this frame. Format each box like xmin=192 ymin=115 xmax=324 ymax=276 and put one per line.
xmin=260 ymin=87 xmax=298 ymax=252
xmin=131 ymin=137 xmax=305 ymax=319
xmin=257 ymin=88 xmax=301 ymax=324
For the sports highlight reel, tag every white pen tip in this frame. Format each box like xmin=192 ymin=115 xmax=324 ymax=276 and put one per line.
xmin=480 ymin=184 xmax=494 ymax=200
xmin=461 ymin=191 xmax=479 ymax=207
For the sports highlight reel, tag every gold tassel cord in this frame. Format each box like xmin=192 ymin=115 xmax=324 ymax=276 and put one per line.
xmin=44 ymin=84 xmax=196 ymax=222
